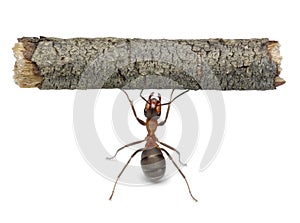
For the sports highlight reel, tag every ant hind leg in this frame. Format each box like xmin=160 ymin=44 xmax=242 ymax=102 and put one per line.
xmin=109 ymin=148 xmax=145 ymax=200
xmin=161 ymin=148 xmax=198 ymax=202
xmin=157 ymin=140 xmax=187 ymax=166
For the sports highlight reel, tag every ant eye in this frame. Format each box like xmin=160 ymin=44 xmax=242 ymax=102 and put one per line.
xmin=145 ymin=103 xmax=150 ymax=110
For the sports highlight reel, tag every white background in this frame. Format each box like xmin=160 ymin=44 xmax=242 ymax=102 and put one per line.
xmin=1 ymin=0 xmax=299 ymax=222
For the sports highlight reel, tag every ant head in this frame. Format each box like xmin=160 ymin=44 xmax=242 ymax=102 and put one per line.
xmin=144 ymin=92 xmax=161 ymax=120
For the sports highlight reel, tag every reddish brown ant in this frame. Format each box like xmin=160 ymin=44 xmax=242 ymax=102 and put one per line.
xmin=107 ymin=89 xmax=197 ymax=202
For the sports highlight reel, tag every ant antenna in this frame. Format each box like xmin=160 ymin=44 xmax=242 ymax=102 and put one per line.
xmin=140 ymin=89 xmax=150 ymax=104
xmin=160 ymin=89 xmax=189 ymax=106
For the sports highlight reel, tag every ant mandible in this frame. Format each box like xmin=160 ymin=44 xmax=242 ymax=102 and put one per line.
xmin=107 ymin=89 xmax=198 ymax=202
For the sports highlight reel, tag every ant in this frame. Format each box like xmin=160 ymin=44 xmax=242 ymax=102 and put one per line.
xmin=107 ymin=89 xmax=198 ymax=202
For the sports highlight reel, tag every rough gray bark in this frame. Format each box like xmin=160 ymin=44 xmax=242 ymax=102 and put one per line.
xmin=13 ymin=37 xmax=284 ymax=90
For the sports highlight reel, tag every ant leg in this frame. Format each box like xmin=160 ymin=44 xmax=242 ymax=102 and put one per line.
xmin=109 ymin=148 xmax=145 ymax=200
xmin=121 ymin=89 xmax=145 ymax=126
xmin=158 ymin=89 xmax=175 ymax=126
xmin=161 ymin=148 xmax=198 ymax=202
xmin=157 ymin=140 xmax=187 ymax=166
xmin=159 ymin=89 xmax=189 ymax=126
xmin=106 ymin=139 xmax=146 ymax=160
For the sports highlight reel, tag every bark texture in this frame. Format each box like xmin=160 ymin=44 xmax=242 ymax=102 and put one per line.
xmin=13 ymin=37 xmax=284 ymax=90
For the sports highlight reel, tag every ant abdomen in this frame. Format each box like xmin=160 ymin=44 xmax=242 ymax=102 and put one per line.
xmin=141 ymin=147 xmax=166 ymax=181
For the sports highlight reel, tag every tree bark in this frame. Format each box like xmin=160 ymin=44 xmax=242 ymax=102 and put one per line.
xmin=13 ymin=37 xmax=284 ymax=90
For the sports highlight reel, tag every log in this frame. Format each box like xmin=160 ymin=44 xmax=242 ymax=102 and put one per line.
xmin=13 ymin=37 xmax=284 ymax=90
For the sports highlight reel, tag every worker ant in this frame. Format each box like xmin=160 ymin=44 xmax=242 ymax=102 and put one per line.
xmin=107 ymin=89 xmax=197 ymax=202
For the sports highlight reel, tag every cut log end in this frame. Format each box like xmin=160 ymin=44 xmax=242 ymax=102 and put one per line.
xmin=274 ymin=76 xmax=286 ymax=87
xmin=267 ymin=41 xmax=285 ymax=88
xmin=13 ymin=41 xmax=42 ymax=88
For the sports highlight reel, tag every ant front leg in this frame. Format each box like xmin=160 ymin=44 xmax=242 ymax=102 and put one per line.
xmin=121 ymin=89 xmax=145 ymax=126
xmin=158 ymin=89 xmax=174 ymax=126
xmin=158 ymin=89 xmax=189 ymax=126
